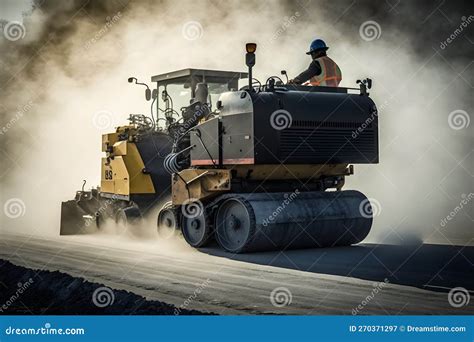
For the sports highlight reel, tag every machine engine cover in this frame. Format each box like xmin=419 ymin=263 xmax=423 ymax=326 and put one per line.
xmin=191 ymin=89 xmax=379 ymax=166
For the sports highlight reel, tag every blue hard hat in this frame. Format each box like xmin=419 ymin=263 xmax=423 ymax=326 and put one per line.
xmin=306 ymin=39 xmax=329 ymax=54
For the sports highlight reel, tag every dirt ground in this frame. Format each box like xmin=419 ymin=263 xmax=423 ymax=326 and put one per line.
xmin=0 ymin=259 xmax=208 ymax=315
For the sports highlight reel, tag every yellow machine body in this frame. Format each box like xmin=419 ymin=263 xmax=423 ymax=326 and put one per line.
xmin=101 ymin=128 xmax=155 ymax=197
xmin=171 ymin=163 xmax=352 ymax=205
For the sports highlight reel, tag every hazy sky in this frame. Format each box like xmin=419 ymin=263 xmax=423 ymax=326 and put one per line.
xmin=0 ymin=0 xmax=33 ymax=21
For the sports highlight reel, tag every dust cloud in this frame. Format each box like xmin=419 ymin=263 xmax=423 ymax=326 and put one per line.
xmin=0 ymin=1 xmax=472 ymax=246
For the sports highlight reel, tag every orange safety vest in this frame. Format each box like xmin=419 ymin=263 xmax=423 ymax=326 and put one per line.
xmin=309 ymin=56 xmax=342 ymax=87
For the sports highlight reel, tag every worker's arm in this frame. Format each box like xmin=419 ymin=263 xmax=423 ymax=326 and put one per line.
xmin=289 ymin=60 xmax=321 ymax=84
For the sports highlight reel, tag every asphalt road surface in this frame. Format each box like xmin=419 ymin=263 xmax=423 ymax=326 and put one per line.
xmin=0 ymin=233 xmax=472 ymax=315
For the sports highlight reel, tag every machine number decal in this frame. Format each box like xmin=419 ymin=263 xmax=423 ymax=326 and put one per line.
xmin=105 ymin=170 xmax=113 ymax=180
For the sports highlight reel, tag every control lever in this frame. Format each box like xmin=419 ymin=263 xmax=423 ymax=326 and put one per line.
xmin=356 ymin=78 xmax=372 ymax=96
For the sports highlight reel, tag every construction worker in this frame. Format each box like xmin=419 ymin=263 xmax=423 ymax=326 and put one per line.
xmin=289 ymin=39 xmax=342 ymax=87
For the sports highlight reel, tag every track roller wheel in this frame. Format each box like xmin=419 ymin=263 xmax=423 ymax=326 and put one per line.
xmin=157 ymin=202 xmax=179 ymax=239
xmin=215 ymin=197 xmax=255 ymax=253
xmin=181 ymin=201 xmax=212 ymax=247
